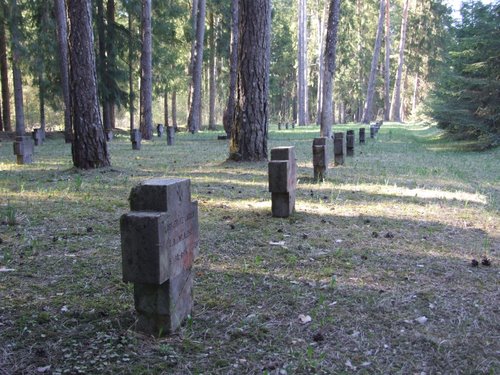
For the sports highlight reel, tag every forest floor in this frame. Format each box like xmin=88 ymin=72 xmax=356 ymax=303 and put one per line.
xmin=0 ymin=123 xmax=499 ymax=374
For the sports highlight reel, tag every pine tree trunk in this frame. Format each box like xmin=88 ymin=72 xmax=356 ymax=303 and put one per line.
xmin=390 ymin=0 xmax=409 ymax=123
xmin=315 ymin=0 xmax=326 ymax=125
xmin=187 ymin=0 xmax=199 ymax=112
xmin=96 ymin=0 xmax=111 ymax=135
xmin=128 ymin=9 xmax=134 ymax=132
xmin=39 ymin=72 xmax=46 ymax=135
xmin=164 ymin=89 xmax=169 ymax=128
xmin=411 ymin=72 xmax=419 ymax=114
xmin=223 ymin=0 xmax=239 ymax=136
xmin=68 ymin=0 xmax=110 ymax=169
xmin=384 ymin=0 xmax=391 ymax=121
xmin=230 ymin=0 xmax=271 ymax=161
xmin=171 ymin=90 xmax=178 ymax=129
xmin=362 ymin=0 xmax=385 ymax=124
xmin=0 ymin=6 xmax=11 ymax=132
xmin=139 ymin=0 xmax=153 ymax=139
xmin=54 ymin=0 xmax=71 ymax=141
xmin=320 ymin=0 xmax=341 ymax=139
xmin=208 ymin=11 xmax=216 ymax=131
xmin=297 ymin=0 xmax=309 ymax=126
xmin=106 ymin=0 xmax=116 ymax=129
xmin=10 ymin=0 xmax=25 ymax=136
xmin=188 ymin=0 xmax=206 ymax=133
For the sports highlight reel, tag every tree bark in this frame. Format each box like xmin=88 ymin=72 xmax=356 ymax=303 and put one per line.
xmin=320 ymin=0 xmax=341 ymax=139
xmin=362 ymin=0 xmax=385 ymax=124
xmin=297 ymin=0 xmax=309 ymax=126
xmin=10 ymin=0 xmax=25 ymax=136
xmin=230 ymin=0 xmax=271 ymax=161
xmin=68 ymin=0 xmax=110 ymax=169
xmin=390 ymin=0 xmax=408 ymax=122
xmin=0 ymin=5 xmax=11 ymax=132
xmin=384 ymin=0 xmax=391 ymax=121
xmin=187 ymin=0 xmax=206 ymax=133
xmin=139 ymin=0 xmax=153 ymax=139
xmin=411 ymin=72 xmax=419 ymax=114
xmin=39 ymin=72 xmax=46 ymax=135
xmin=208 ymin=11 xmax=216 ymax=130
xmin=223 ymin=0 xmax=239 ymax=136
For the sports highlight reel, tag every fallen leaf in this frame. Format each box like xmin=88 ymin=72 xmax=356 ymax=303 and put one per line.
xmin=416 ymin=316 xmax=428 ymax=324
xmin=298 ymin=314 xmax=312 ymax=324
xmin=0 ymin=268 xmax=15 ymax=272
xmin=60 ymin=305 xmax=69 ymax=313
xmin=269 ymin=241 xmax=285 ymax=246
xmin=345 ymin=360 xmax=356 ymax=370
xmin=37 ymin=365 xmax=51 ymax=373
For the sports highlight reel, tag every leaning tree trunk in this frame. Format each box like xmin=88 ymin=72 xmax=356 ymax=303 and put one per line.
xmin=208 ymin=10 xmax=216 ymax=131
xmin=384 ymin=0 xmax=391 ymax=121
xmin=139 ymin=0 xmax=153 ymax=139
xmin=10 ymin=0 xmax=25 ymax=136
xmin=0 ymin=6 xmax=11 ymax=132
xmin=68 ymin=0 xmax=110 ymax=169
xmin=362 ymin=0 xmax=385 ymax=124
xmin=223 ymin=0 xmax=239 ymax=136
xmin=390 ymin=0 xmax=408 ymax=123
xmin=187 ymin=0 xmax=206 ymax=133
xmin=229 ymin=0 xmax=271 ymax=161
xmin=54 ymin=0 xmax=71 ymax=142
xmin=320 ymin=0 xmax=341 ymax=139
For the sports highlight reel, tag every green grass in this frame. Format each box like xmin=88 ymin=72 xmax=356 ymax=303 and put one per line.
xmin=0 ymin=123 xmax=499 ymax=374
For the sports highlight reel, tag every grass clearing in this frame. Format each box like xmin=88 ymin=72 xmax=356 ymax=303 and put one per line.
xmin=0 ymin=123 xmax=499 ymax=374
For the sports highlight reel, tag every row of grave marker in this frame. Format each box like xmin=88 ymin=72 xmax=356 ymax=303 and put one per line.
xmin=120 ymin=121 xmax=384 ymax=336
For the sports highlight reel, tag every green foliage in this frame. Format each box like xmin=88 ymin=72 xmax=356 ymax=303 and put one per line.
xmin=427 ymin=1 xmax=499 ymax=148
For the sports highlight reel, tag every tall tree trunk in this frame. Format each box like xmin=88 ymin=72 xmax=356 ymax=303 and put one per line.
xmin=10 ymin=0 xmax=25 ymax=136
xmin=96 ymin=0 xmax=111 ymax=135
xmin=0 ymin=5 xmax=11 ymax=132
xmin=223 ymin=0 xmax=239 ymax=136
xmin=315 ymin=0 xmax=326 ymax=125
xmin=171 ymin=90 xmax=177 ymax=129
xmin=320 ymin=0 xmax=341 ymax=139
xmin=187 ymin=0 xmax=199 ymax=111
xmin=390 ymin=0 xmax=409 ymax=122
xmin=164 ymin=89 xmax=169 ymax=128
xmin=139 ymin=0 xmax=153 ymax=139
xmin=106 ymin=0 xmax=116 ymax=129
xmin=187 ymin=0 xmax=206 ymax=133
xmin=39 ymin=72 xmax=46 ymax=135
xmin=362 ymin=0 xmax=385 ymax=124
xmin=384 ymin=0 xmax=391 ymax=121
xmin=208 ymin=11 xmax=216 ymax=130
xmin=230 ymin=0 xmax=271 ymax=161
xmin=54 ymin=0 xmax=71 ymax=142
xmin=297 ymin=0 xmax=309 ymax=126
xmin=128 ymin=8 xmax=134 ymax=132
xmin=68 ymin=0 xmax=109 ymax=169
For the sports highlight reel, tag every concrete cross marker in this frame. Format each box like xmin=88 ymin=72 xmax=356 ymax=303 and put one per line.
xmin=346 ymin=130 xmax=355 ymax=157
xmin=121 ymin=178 xmax=199 ymax=336
xmin=130 ymin=129 xmax=142 ymax=150
xmin=269 ymin=147 xmax=297 ymax=217
xmin=167 ymin=127 xmax=175 ymax=146
xmin=13 ymin=136 xmax=34 ymax=164
xmin=359 ymin=127 xmax=366 ymax=144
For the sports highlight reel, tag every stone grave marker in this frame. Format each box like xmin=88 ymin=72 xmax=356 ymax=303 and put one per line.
xmin=312 ymin=137 xmax=329 ymax=181
xmin=346 ymin=130 xmax=355 ymax=157
xmin=157 ymin=124 xmax=164 ymax=138
xmin=121 ymin=178 xmax=199 ymax=336
xmin=269 ymin=146 xmax=297 ymax=217
xmin=333 ymin=132 xmax=346 ymax=166
xmin=370 ymin=125 xmax=376 ymax=139
xmin=167 ymin=127 xmax=175 ymax=146
xmin=130 ymin=129 xmax=142 ymax=150
xmin=13 ymin=136 xmax=34 ymax=164
xmin=359 ymin=127 xmax=366 ymax=144
xmin=32 ymin=128 xmax=43 ymax=146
